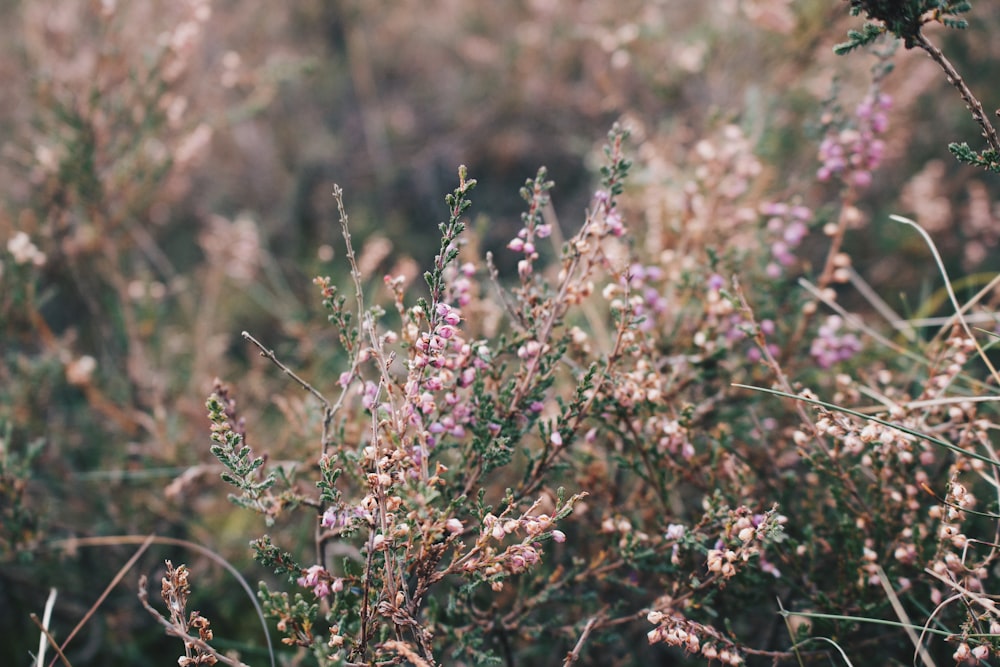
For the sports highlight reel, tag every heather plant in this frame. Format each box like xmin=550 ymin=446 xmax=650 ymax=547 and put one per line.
xmin=198 ymin=115 xmax=998 ymax=665
xmin=7 ymin=1 xmax=1000 ymax=666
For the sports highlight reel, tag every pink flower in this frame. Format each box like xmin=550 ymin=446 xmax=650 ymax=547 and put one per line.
xmin=297 ymin=564 xmax=331 ymax=598
xmin=605 ymin=210 xmax=625 ymax=236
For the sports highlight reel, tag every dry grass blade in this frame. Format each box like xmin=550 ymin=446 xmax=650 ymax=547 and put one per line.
xmin=44 ymin=533 xmax=155 ymax=667
xmin=925 ymin=566 xmax=1000 ymax=617
xmin=875 ymin=565 xmax=934 ymax=667
xmin=890 ymin=214 xmax=1000 ymax=387
xmin=36 ymin=588 xmax=58 ymax=667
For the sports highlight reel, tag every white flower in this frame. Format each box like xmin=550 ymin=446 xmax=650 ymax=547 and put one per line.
xmin=7 ymin=232 xmax=46 ymax=266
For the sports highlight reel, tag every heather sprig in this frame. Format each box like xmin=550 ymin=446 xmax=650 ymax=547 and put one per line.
xmin=506 ymin=166 xmax=555 ymax=286
xmin=206 ymin=384 xmax=278 ymax=522
xmin=139 ymin=561 xmax=247 ymax=667
xmin=424 ymin=165 xmax=477 ymax=313
xmin=218 ymin=162 xmax=613 ymax=664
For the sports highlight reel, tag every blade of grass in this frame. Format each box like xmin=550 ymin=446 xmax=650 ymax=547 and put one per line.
xmin=36 ymin=588 xmax=58 ymax=667
xmin=777 ymin=609 xmax=954 ymax=638
xmin=845 ymin=266 xmax=916 ymax=342
xmin=890 ymin=214 xmax=1000 ymax=387
xmin=775 ymin=598 xmax=806 ymax=667
xmin=794 ymin=637 xmax=854 ymax=667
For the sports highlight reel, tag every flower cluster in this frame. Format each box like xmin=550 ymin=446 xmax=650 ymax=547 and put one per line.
xmin=296 ymin=564 xmax=344 ymax=599
xmin=952 ymin=641 xmax=991 ymax=664
xmin=707 ymin=506 xmax=785 ymax=580
xmin=507 ymin=168 xmax=555 ymax=280
xmin=507 ymin=220 xmax=552 ymax=267
xmin=610 ymin=264 xmax=669 ymax=332
xmin=442 ymin=261 xmax=478 ymax=308
xmin=646 ymin=612 xmax=743 ymax=665
xmin=809 ymin=315 xmax=862 ymax=368
xmin=692 ymin=274 xmax=772 ymax=363
xmin=6 ymin=232 xmax=46 ymax=267
xmin=400 ymin=301 xmax=488 ymax=452
xmin=462 ymin=497 xmax=575 ymax=592
xmin=592 ymin=189 xmax=626 ymax=238
xmin=760 ymin=201 xmax=811 ymax=279
xmin=817 ymin=91 xmax=892 ymax=188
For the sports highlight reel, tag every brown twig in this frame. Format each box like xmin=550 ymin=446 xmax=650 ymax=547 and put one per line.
xmin=562 ymin=614 xmax=603 ymax=666
xmin=29 ymin=613 xmax=73 ymax=667
xmin=912 ymin=32 xmax=1000 ymax=155
xmin=242 ymin=330 xmax=331 ymax=410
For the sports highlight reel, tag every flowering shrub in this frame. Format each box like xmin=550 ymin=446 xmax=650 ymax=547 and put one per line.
xmin=5 ymin=1 xmax=1000 ymax=666
xmin=205 ymin=117 xmax=1000 ymax=663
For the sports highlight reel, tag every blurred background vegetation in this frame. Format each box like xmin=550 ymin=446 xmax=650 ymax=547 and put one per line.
xmin=2 ymin=0 xmax=1000 ymax=664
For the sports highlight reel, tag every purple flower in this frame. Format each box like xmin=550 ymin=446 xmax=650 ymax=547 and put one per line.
xmin=810 ymin=315 xmax=862 ymax=368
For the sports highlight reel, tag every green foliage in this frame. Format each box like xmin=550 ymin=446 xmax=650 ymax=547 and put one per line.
xmin=207 ymin=392 xmax=278 ymax=521
xmin=949 ymin=142 xmax=1000 ymax=173
xmin=252 ymin=536 xmax=303 ymax=579
xmin=0 ymin=423 xmax=44 ymax=563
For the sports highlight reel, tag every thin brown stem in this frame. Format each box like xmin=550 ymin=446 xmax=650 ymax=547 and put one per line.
xmin=48 ymin=534 xmax=274 ymax=667
xmin=562 ymin=614 xmax=603 ymax=666
xmin=242 ymin=330 xmax=332 ymax=411
xmin=912 ymin=32 xmax=1000 ymax=155
xmin=30 ymin=614 xmax=73 ymax=667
